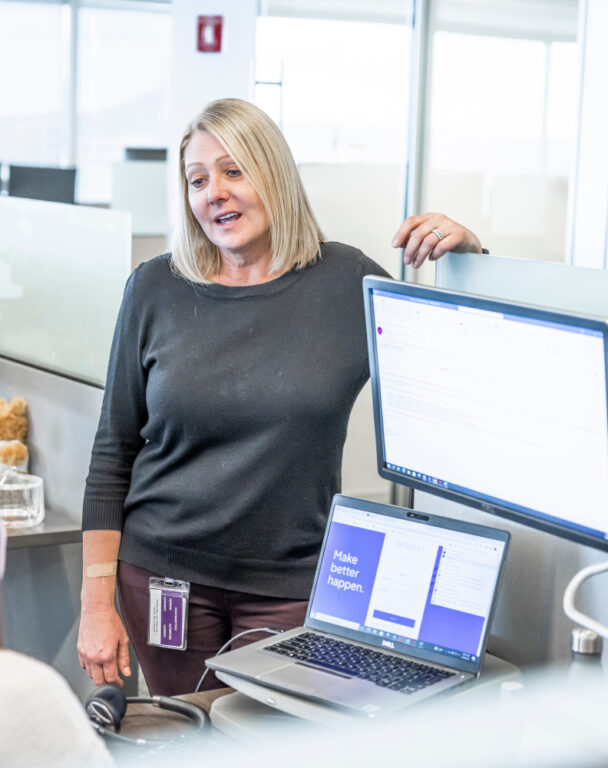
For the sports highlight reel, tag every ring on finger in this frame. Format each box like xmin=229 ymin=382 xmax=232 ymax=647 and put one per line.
xmin=431 ymin=228 xmax=445 ymax=241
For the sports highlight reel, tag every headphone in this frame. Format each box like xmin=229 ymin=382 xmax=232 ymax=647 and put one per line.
xmin=85 ymin=684 xmax=209 ymax=748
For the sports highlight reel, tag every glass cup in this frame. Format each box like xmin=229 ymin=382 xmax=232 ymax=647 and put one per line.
xmin=0 ymin=467 xmax=45 ymax=528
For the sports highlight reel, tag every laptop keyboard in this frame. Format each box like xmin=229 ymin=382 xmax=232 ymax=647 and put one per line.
xmin=265 ymin=632 xmax=454 ymax=694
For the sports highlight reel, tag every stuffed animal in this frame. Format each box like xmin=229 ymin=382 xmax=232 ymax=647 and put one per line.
xmin=0 ymin=397 xmax=28 ymax=469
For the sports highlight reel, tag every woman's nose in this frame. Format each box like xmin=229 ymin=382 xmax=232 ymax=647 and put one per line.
xmin=207 ymin=173 xmax=228 ymax=203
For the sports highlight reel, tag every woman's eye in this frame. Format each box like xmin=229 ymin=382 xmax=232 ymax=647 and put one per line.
xmin=190 ymin=177 xmax=206 ymax=188
xmin=226 ymin=169 xmax=241 ymax=178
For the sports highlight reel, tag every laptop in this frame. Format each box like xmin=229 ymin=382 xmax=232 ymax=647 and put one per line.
xmin=207 ymin=494 xmax=509 ymax=718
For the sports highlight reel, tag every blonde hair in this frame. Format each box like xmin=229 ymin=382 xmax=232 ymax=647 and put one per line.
xmin=171 ymin=98 xmax=324 ymax=283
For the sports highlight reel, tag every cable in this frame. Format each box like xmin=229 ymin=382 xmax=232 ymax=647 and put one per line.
xmin=194 ymin=626 xmax=282 ymax=693
xmin=563 ymin=560 xmax=608 ymax=638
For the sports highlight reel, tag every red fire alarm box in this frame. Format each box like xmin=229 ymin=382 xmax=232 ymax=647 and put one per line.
xmin=197 ymin=15 xmax=223 ymax=53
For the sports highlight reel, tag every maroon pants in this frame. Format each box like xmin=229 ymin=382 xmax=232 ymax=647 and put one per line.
xmin=117 ymin=561 xmax=308 ymax=696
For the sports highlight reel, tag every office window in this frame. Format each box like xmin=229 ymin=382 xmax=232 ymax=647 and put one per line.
xmin=0 ymin=1 xmax=70 ymax=167
xmin=0 ymin=0 xmax=171 ymax=203
xmin=255 ymin=16 xmax=411 ymax=165
xmin=76 ymin=6 xmax=172 ymax=203
xmin=422 ymin=1 xmax=579 ymax=264
xmin=546 ymin=41 xmax=578 ymax=177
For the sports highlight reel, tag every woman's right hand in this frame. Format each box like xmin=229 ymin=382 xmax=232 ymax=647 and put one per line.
xmin=77 ymin=602 xmax=132 ymax=686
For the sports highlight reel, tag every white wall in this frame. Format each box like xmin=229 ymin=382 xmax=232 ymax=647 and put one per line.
xmin=168 ymin=0 xmax=257 ymax=220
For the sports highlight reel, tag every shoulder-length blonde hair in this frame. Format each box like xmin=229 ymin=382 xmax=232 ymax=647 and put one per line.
xmin=171 ymin=98 xmax=324 ymax=283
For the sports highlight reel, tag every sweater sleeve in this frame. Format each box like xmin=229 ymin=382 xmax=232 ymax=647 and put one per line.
xmin=82 ymin=268 xmax=148 ymax=531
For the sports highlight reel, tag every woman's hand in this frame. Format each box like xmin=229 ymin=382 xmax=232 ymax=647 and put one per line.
xmin=392 ymin=212 xmax=482 ymax=269
xmin=77 ymin=602 xmax=131 ymax=686
xmin=78 ymin=530 xmax=130 ymax=686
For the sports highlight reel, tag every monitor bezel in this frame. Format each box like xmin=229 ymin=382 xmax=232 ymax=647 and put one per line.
xmin=363 ymin=275 xmax=608 ymax=553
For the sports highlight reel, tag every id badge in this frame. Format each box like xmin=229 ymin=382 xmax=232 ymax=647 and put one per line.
xmin=148 ymin=577 xmax=190 ymax=650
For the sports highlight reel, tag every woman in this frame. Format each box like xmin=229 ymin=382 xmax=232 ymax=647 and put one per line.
xmin=78 ymin=98 xmax=483 ymax=696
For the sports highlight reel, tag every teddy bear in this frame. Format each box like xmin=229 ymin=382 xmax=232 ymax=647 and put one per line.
xmin=0 ymin=397 xmax=29 ymax=469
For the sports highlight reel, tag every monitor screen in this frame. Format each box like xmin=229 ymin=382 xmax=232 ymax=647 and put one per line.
xmin=8 ymin=164 xmax=76 ymax=204
xmin=363 ymin=276 xmax=608 ymax=551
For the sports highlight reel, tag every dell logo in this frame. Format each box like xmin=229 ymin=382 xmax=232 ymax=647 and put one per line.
xmin=382 ymin=639 xmax=395 ymax=649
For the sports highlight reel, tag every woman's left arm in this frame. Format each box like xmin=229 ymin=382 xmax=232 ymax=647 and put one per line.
xmin=392 ymin=212 xmax=483 ymax=269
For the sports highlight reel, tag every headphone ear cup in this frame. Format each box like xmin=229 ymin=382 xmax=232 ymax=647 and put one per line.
xmin=85 ymin=684 xmax=128 ymax=731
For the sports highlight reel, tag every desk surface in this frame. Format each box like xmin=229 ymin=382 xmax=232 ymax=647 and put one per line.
xmin=117 ymin=688 xmax=234 ymax=741
xmin=5 ymin=507 xmax=82 ymax=549
xmin=211 ymin=654 xmax=521 ymax=735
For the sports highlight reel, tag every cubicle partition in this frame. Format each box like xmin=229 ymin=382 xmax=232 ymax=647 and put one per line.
xmin=0 ymin=197 xmax=133 ymax=696
xmin=0 ymin=196 xmax=130 ymax=384
xmin=420 ymin=252 xmax=608 ymax=667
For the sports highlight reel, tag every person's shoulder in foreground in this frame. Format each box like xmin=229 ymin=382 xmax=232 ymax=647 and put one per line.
xmin=0 ymin=649 xmax=114 ymax=768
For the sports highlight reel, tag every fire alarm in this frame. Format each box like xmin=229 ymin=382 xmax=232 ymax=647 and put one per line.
xmin=197 ymin=15 xmax=223 ymax=53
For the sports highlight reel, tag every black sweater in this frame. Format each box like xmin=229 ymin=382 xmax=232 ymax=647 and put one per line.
xmin=82 ymin=242 xmax=389 ymax=598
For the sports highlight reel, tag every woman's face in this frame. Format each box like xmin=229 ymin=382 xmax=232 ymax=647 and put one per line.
xmin=184 ymin=130 xmax=271 ymax=265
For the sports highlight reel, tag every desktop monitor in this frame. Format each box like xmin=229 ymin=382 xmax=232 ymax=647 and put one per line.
xmin=8 ymin=164 xmax=76 ymax=204
xmin=363 ymin=276 xmax=608 ymax=552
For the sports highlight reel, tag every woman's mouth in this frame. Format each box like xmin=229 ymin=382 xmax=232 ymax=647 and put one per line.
xmin=215 ymin=212 xmax=241 ymax=225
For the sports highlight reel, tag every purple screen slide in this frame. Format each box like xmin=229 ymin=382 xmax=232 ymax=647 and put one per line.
xmin=418 ymin=547 xmax=485 ymax=655
xmin=311 ymin=519 xmax=488 ymax=657
xmin=310 ymin=522 xmax=385 ymax=625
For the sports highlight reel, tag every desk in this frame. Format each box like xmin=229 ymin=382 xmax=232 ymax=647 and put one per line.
xmin=5 ymin=506 xmax=82 ymax=549
xmin=210 ymin=654 xmax=521 ymax=738
xmin=109 ymin=653 xmax=518 ymax=743
xmin=96 ymin=668 xmax=608 ymax=767
xmin=104 ymin=688 xmax=236 ymax=762
xmin=118 ymin=688 xmax=234 ymax=740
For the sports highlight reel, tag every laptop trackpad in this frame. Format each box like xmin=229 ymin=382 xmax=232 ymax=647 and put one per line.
xmin=259 ymin=663 xmax=350 ymax=696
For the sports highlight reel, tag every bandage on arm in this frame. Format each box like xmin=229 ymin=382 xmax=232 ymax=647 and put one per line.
xmin=81 ymin=530 xmax=122 ymax=607
xmin=86 ymin=561 xmax=117 ymax=578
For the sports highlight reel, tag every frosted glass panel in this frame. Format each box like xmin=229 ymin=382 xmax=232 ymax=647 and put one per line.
xmin=0 ymin=197 xmax=131 ymax=385
xmin=111 ymin=161 xmax=168 ymax=235
xmin=435 ymin=251 xmax=608 ymax=317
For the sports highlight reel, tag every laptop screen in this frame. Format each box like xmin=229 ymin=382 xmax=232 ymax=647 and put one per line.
xmin=307 ymin=496 xmax=509 ymax=675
